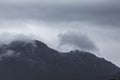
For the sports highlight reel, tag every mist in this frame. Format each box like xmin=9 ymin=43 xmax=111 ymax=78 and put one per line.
xmin=0 ymin=0 xmax=120 ymax=67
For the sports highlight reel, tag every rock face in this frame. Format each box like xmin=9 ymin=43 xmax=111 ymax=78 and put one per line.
xmin=0 ymin=40 xmax=119 ymax=80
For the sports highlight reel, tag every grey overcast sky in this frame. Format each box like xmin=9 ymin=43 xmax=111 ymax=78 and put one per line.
xmin=0 ymin=0 xmax=120 ymax=66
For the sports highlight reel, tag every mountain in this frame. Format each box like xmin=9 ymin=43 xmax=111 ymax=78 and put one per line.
xmin=0 ymin=40 xmax=119 ymax=80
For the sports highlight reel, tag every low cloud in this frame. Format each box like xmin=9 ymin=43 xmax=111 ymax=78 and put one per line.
xmin=58 ymin=32 xmax=98 ymax=52
xmin=0 ymin=33 xmax=35 ymax=45
xmin=2 ymin=50 xmax=20 ymax=57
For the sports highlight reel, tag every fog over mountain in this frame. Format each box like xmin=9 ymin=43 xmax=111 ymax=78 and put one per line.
xmin=0 ymin=0 xmax=120 ymax=66
xmin=0 ymin=1 xmax=120 ymax=80
xmin=0 ymin=39 xmax=119 ymax=80
xmin=59 ymin=32 xmax=98 ymax=52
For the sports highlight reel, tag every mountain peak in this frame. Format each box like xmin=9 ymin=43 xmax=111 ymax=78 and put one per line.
xmin=0 ymin=39 xmax=119 ymax=80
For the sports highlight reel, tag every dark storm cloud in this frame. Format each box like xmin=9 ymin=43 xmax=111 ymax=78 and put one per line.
xmin=0 ymin=0 xmax=120 ymax=26
xmin=59 ymin=32 xmax=97 ymax=51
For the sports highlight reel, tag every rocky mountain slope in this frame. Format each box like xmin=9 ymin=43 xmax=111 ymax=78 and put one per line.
xmin=0 ymin=40 xmax=119 ymax=80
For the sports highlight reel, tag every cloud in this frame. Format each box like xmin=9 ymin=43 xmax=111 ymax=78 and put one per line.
xmin=0 ymin=0 xmax=120 ymax=27
xmin=58 ymin=32 xmax=98 ymax=52
xmin=0 ymin=0 xmax=120 ymax=66
xmin=0 ymin=33 xmax=35 ymax=45
xmin=1 ymin=50 xmax=20 ymax=57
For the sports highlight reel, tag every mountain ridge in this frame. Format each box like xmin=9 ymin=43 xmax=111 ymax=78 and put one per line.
xmin=0 ymin=40 xmax=119 ymax=80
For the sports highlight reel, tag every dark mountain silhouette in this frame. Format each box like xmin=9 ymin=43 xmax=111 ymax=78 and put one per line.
xmin=0 ymin=40 xmax=119 ymax=80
